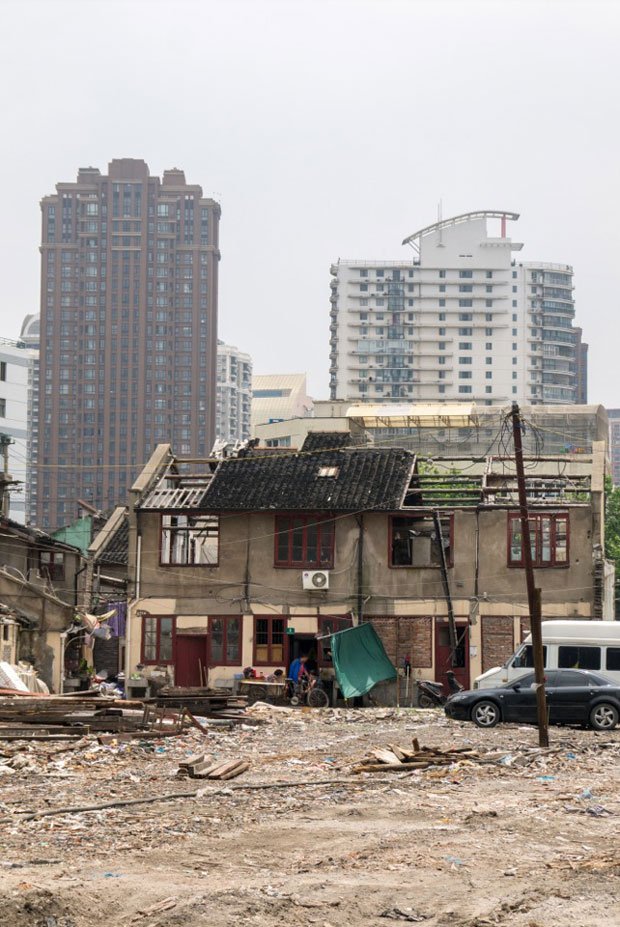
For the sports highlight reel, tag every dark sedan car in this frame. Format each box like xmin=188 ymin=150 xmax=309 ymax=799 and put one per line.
xmin=444 ymin=669 xmax=620 ymax=730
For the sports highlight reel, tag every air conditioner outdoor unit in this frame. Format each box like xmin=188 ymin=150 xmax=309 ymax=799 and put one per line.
xmin=302 ymin=570 xmax=330 ymax=591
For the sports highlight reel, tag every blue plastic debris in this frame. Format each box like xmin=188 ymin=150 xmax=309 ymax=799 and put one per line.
xmin=445 ymin=855 xmax=465 ymax=868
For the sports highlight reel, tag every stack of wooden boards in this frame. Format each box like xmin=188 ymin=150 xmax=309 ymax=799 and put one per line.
xmin=177 ymin=751 xmax=249 ymax=780
xmin=353 ymin=738 xmax=480 ymax=773
xmin=151 ymin=687 xmax=249 ymax=725
xmin=0 ymin=694 xmax=189 ymax=740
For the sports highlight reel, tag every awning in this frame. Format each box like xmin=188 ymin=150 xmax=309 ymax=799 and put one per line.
xmin=330 ymin=622 xmax=397 ymax=699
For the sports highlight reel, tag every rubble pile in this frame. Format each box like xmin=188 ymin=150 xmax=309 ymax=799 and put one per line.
xmin=0 ymin=707 xmax=618 ymax=926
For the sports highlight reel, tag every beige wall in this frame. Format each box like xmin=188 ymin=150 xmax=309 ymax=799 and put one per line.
xmin=136 ymin=506 xmax=599 ymax=614
xmin=127 ymin=502 xmax=600 ymax=689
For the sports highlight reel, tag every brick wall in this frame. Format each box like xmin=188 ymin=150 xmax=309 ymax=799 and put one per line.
xmin=481 ymin=616 xmax=515 ymax=672
xmin=368 ymin=616 xmax=433 ymax=669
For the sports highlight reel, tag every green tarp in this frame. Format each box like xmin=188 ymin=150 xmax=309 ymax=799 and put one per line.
xmin=330 ymin=622 xmax=397 ymax=699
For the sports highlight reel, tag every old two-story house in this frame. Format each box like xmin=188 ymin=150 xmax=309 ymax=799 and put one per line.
xmin=95 ymin=434 xmax=612 ymax=698
xmin=0 ymin=516 xmax=85 ymax=690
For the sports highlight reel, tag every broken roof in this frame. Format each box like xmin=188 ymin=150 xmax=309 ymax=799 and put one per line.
xmin=0 ymin=516 xmax=83 ymax=555
xmin=200 ymin=447 xmax=416 ymax=512
xmin=301 ymin=432 xmax=353 ymax=453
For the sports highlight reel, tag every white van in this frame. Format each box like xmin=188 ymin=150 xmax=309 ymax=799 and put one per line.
xmin=475 ymin=620 xmax=620 ymax=689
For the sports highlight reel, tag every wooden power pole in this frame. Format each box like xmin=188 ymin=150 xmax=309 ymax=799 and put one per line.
xmin=510 ymin=403 xmax=549 ymax=747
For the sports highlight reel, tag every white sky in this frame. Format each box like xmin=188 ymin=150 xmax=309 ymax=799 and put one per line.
xmin=0 ymin=0 xmax=618 ymax=405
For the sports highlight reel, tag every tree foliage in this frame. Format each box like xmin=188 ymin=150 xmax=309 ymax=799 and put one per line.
xmin=606 ymin=478 xmax=620 ymax=565
xmin=605 ymin=477 xmax=620 ymax=617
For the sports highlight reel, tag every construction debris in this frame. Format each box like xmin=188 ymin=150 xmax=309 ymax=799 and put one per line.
xmin=150 ymin=686 xmax=249 ymax=724
xmin=0 ymin=686 xmax=255 ymax=740
xmin=0 ymin=694 xmax=191 ymax=737
xmin=352 ymin=739 xmax=480 ymax=773
xmin=0 ymin=707 xmax=618 ymax=927
xmin=177 ymin=753 xmax=250 ymax=780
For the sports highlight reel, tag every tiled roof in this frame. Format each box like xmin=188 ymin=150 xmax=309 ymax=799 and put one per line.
xmin=98 ymin=517 xmax=129 ymax=566
xmin=301 ymin=432 xmax=353 ymax=452
xmin=199 ymin=447 xmax=415 ymax=512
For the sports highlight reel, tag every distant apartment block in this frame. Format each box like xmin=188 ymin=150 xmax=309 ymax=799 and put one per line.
xmin=251 ymin=374 xmax=313 ymax=442
xmin=609 ymin=409 xmax=620 ymax=487
xmin=216 ymin=341 xmax=252 ymax=443
xmin=329 ymin=211 xmax=586 ymax=406
xmin=37 ymin=159 xmax=220 ymax=530
xmin=0 ymin=334 xmax=38 ymax=523
xmin=574 ymin=327 xmax=588 ymax=404
xmin=20 ymin=315 xmax=40 ymax=524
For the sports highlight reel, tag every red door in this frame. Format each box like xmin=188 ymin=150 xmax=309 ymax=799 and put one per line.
xmin=434 ymin=621 xmax=469 ymax=692
xmin=175 ymin=635 xmax=208 ymax=687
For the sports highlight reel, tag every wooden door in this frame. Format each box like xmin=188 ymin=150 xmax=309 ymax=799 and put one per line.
xmin=175 ymin=635 xmax=208 ymax=687
xmin=434 ymin=621 xmax=469 ymax=692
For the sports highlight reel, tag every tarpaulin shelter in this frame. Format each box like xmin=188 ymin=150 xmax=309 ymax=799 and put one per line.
xmin=330 ymin=622 xmax=397 ymax=699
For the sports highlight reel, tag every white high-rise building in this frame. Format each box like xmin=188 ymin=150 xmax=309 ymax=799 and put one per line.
xmin=216 ymin=341 xmax=252 ymax=443
xmin=329 ymin=211 xmax=583 ymax=405
xmin=0 ymin=328 xmax=38 ymax=524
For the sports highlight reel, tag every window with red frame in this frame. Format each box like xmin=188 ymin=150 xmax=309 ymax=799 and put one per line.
xmin=39 ymin=550 xmax=65 ymax=582
xmin=254 ymin=616 xmax=286 ymax=664
xmin=275 ymin=514 xmax=335 ymax=568
xmin=160 ymin=514 xmax=219 ymax=566
xmin=141 ymin=615 xmax=176 ymax=665
xmin=209 ymin=616 xmax=241 ymax=665
xmin=508 ymin=512 xmax=568 ymax=567
xmin=389 ymin=514 xmax=453 ymax=568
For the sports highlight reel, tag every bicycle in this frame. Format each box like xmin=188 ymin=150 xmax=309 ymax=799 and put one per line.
xmin=288 ymin=672 xmax=330 ymax=708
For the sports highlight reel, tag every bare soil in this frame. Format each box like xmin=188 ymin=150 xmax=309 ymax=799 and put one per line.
xmin=1 ymin=706 xmax=619 ymax=927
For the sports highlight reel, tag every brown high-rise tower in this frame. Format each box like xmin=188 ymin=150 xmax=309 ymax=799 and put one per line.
xmin=36 ymin=159 xmax=220 ymax=530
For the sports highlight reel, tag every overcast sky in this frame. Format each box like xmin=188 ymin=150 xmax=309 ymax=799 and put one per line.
xmin=0 ymin=0 xmax=618 ymax=405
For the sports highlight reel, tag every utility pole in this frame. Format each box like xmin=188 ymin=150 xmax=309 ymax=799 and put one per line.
xmin=433 ymin=510 xmax=458 ymax=665
xmin=510 ymin=403 xmax=549 ymax=747
xmin=0 ymin=434 xmax=11 ymax=518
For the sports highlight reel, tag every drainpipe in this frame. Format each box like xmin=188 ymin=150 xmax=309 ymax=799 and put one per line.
xmin=74 ymin=561 xmax=89 ymax=610
xmin=59 ymin=632 xmax=67 ymax=694
xmin=125 ymin=533 xmax=141 ymax=685
xmin=356 ymin=514 xmax=364 ymax=625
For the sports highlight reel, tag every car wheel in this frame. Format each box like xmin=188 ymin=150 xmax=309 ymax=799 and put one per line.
xmin=471 ymin=700 xmax=501 ymax=728
xmin=589 ymin=703 xmax=619 ymax=731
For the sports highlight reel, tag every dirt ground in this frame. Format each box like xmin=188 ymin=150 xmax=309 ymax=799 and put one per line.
xmin=1 ymin=705 xmax=619 ymax=927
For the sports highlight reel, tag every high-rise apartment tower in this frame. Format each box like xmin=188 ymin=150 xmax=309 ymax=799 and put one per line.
xmin=329 ymin=211 xmax=585 ymax=405
xmin=37 ymin=159 xmax=220 ymax=530
xmin=215 ymin=340 xmax=252 ymax=443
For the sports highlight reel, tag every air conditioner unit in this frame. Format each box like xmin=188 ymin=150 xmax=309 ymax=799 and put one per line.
xmin=302 ymin=570 xmax=330 ymax=591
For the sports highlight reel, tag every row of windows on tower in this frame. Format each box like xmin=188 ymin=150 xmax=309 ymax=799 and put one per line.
xmin=356 ymin=269 xmax=511 ymax=279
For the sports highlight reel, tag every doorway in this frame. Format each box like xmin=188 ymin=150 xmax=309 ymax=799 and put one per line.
xmin=175 ymin=635 xmax=208 ymax=687
xmin=288 ymin=633 xmax=317 ymax=674
xmin=434 ymin=621 xmax=469 ymax=691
